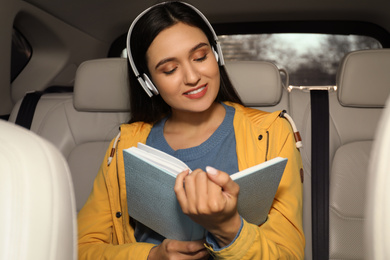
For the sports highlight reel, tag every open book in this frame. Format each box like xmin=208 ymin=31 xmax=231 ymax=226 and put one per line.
xmin=123 ymin=142 xmax=287 ymax=241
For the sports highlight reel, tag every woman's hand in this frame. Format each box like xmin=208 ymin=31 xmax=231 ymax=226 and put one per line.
xmin=174 ymin=167 xmax=241 ymax=247
xmin=147 ymin=239 xmax=209 ymax=260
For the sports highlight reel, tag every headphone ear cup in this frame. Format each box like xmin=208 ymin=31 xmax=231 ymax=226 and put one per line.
xmin=143 ymin=73 xmax=159 ymax=95
xmin=212 ymin=47 xmax=219 ymax=63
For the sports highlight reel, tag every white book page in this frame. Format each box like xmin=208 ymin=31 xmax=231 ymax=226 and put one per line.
xmin=127 ymin=148 xmax=178 ymax=175
xmin=230 ymin=157 xmax=285 ymax=181
xmin=133 ymin=143 xmax=191 ymax=175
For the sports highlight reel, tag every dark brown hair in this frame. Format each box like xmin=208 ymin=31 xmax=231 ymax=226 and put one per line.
xmin=128 ymin=1 xmax=242 ymax=124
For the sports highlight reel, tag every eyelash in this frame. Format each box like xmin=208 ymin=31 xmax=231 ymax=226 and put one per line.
xmin=162 ymin=54 xmax=208 ymax=75
xmin=194 ymin=54 xmax=208 ymax=62
xmin=164 ymin=68 xmax=177 ymax=75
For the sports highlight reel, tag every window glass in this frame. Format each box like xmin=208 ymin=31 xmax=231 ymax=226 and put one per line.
xmin=219 ymin=33 xmax=382 ymax=86
xmin=11 ymin=29 xmax=32 ymax=82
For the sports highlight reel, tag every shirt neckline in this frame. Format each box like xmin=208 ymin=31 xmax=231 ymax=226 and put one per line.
xmin=151 ymin=103 xmax=235 ymax=161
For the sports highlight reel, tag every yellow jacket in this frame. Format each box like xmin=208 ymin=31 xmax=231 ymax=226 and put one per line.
xmin=78 ymin=102 xmax=305 ymax=259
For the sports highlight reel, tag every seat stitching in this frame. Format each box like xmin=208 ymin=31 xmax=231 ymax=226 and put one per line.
xmin=329 ymin=206 xmax=364 ymax=221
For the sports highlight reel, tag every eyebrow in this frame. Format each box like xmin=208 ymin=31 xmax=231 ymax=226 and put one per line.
xmin=154 ymin=42 xmax=210 ymax=70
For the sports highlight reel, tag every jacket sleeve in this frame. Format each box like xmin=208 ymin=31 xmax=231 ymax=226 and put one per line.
xmin=206 ymin=118 xmax=305 ymax=259
xmin=77 ymin=140 xmax=155 ymax=260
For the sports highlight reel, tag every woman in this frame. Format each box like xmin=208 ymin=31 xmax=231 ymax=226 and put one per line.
xmin=78 ymin=1 xmax=305 ymax=259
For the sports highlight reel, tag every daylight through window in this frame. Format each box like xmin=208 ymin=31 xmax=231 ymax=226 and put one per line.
xmin=218 ymin=33 xmax=382 ymax=86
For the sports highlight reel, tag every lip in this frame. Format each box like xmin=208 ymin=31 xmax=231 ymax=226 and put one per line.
xmin=183 ymin=84 xmax=208 ymax=99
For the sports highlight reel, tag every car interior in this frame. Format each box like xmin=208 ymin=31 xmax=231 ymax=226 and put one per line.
xmin=1 ymin=0 xmax=390 ymax=259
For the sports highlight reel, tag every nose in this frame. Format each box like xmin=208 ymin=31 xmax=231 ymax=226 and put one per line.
xmin=183 ymin=63 xmax=200 ymax=86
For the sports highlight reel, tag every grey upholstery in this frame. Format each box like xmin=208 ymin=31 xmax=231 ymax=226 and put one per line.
xmin=365 ymin=94 xmax=390 ymax=260
xmin=286 ymin=49 xmax=390 ymax=260
xmin=74 ymin=58 xmax=130 ymax=112
xmin=0 ymin=120 xmax=77 ymax=260
xmin=337 ymin=49 xmax=390 ymax=108
xmin=225 ymin=61 xmax=284 ymax=107
xmin=288 ymin=88 xmax=313 ymax=259
xmin=328 ymin=49 xmax=389 ymax=259
xmin=8 ymin=59 xmax=131 ymax=211
xmin=8 ymin=93 xmax=129 ymax=212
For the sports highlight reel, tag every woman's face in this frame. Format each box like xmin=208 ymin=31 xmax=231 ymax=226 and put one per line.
xmin=146 ymin=22 xmax=220 ymax=114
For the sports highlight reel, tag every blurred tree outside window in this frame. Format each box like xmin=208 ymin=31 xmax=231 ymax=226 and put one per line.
xmin=218 ymin=33 xmax=382 ymax=86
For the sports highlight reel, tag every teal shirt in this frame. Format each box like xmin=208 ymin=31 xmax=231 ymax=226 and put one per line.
xmin=146 ymin=103 xmax=238 ymax=174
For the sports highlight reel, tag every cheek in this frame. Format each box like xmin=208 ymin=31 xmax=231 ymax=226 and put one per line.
xmin=152 ymin=76 xmax=181 ymax=97
xmin=201 ymin=59 xmax=220 ymax=78
xmin=200 ymin=62 xmax=220 ymax=89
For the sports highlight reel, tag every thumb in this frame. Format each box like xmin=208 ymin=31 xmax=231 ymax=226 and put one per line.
xmin=206 ymin=166 xmax=239 ymax=195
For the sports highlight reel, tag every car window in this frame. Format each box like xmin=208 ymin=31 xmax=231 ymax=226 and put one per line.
xmin=218 ymin=33 xmax=382 ymax=87
xmin=11 ymin=29 xmax=32 ymax=83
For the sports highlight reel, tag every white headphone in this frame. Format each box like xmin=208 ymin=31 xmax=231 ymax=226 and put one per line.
xmin=126 ymin=1 xmax=225 ymax=98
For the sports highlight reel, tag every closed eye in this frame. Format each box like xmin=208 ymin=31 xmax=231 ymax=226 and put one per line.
xmin=163 ymin=67 xmax=177 ymax=75
xmin=194 ymin=54 xmax=207 ymax=62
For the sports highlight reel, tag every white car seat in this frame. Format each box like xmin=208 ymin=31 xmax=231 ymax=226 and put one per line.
xmin=225 ymin=60 xmax=289 ymax=111
xmin=0 ymin=120 xmax=77 ymax=260
xmin=288 ymin=49 xmax=390 ymax=260
xmin=8 ymin=59 xmax=131 ymax=212
xmin=329 ymin=49 xmax=390 ymax=259
xmin=365 ymin=94 xmax=390 ymax=260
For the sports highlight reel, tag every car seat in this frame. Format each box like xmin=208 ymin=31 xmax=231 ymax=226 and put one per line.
xmin=365 ymin=90 xmax=390 ymax=260
xmin=329 ymin=49 xmax=390 ymax=259
xmin=0 ymin=120 xmax=77 ymax=260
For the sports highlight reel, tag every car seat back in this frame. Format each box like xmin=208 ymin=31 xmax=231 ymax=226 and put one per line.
xmin=365 ymin=93 xmax=390 ymax=260
xmin=329 ymin=49 xmax=390 ymax=259
xmin=0 ymin=120 xmax=77 ymax=260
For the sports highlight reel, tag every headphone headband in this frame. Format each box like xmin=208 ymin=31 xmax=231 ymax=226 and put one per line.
xmin=126 ymin=1 xmax=225 ymax=97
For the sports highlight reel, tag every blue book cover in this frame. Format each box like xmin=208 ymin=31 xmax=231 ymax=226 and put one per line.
xmin=123 ymin=143 xmax=287 ymax=241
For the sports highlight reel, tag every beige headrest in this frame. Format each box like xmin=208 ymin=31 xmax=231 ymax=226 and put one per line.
xmin=74 ymin=59 xmax=283 ymax=111
xmin=74 ymin=58 xmax=130 ymax=112
xmin=337 ymin=49 xmax=390 ymax=108
xmin=225 ymin=61 xmax=283 ymax=106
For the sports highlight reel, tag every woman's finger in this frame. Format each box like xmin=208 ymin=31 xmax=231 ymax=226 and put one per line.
xmin=206 ymin=166 xmax=240 ymax=197
xmin=174 ymin=169 xmax=190 ymax=211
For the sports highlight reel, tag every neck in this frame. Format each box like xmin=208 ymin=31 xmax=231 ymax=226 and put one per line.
xmin=163 ymin=102 xmax=226 ymax=150
xmin=168 ymin=102 xmax=225 ymax=127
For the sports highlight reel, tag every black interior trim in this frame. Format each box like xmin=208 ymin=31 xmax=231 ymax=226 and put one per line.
xmin=310 ymin=90 xmax=330 ymax=260
xmin=14 ymin=86 xmax=73 ymax=129
xmin=0 ymin=115 xmax=10 ymax=121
